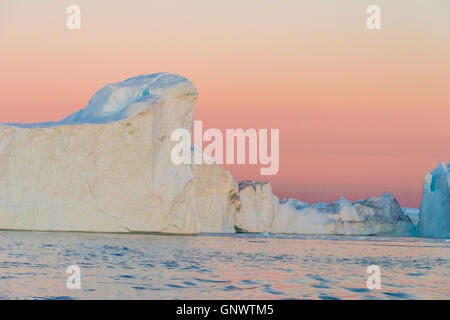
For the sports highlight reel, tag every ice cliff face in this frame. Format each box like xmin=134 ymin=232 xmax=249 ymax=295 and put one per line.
xmin=419 ymin=162 xmax=450 ymax=238
xmin=234 ymin=181 xmax=278 ymax=233
xmin=0 ymin=73 xmax=239 ymax=233
xmin=237 ymin=182 xmax=416 ymax=236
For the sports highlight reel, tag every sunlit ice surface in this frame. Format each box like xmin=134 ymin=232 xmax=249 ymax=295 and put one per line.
xmin=0 ymin=231 xmax=448 ymax=299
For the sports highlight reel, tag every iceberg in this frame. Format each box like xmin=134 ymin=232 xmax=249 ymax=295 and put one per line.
xmin=273 ymin=193 xmax=416 ymax=236
xmin=0 ymin=73 xmax=239 ymax=234
xmin=418 ymin=162 xmax=450 ymax=238
xmin=237 ymin=181 xmax=416 ymax=236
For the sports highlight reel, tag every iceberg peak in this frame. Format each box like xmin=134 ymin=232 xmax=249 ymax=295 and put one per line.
xmin=2 ymin=73 xmax=197 ymax=128
xmin=63 ymin=73 xmax=198 ymax=125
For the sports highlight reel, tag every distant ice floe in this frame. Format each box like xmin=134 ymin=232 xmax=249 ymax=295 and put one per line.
xmin=237 ymin=182 xmax=417 ymax=237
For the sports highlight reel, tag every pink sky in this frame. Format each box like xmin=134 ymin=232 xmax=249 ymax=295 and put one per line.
xmin=1 ymin=0 xmax=449 ymax=207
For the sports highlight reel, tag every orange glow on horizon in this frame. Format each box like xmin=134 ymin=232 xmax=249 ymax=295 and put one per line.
xmin=1 ymin=0 xmax=449 ymax=207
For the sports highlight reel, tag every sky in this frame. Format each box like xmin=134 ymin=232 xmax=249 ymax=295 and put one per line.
xmin=1 ymin=0 xmax=449 ymax=207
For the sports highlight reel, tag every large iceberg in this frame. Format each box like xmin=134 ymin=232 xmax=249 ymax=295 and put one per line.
xmin=418 ymin=162 xmax=450 ymax=238
xmin=0 ymin=73 xmax=239 ymax=234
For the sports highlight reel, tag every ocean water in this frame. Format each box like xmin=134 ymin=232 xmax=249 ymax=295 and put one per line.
xmin=0 ymin=231 xmax=448 ymax=300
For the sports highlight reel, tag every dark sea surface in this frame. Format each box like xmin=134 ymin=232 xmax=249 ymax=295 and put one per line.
xmin=0 ymin=231 xmax=448 ymax=299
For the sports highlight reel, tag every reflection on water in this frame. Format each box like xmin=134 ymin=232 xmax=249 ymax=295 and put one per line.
xmin=0 ymin=231 xmax=448 ymax=299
